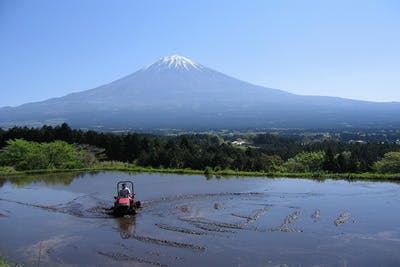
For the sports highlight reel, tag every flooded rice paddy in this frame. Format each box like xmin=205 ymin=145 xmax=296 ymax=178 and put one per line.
xmin=1 ymin=172 xmax=400 ymax=266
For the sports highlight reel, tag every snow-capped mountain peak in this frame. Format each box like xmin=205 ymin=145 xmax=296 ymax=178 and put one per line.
xmin=145 ymin=55 xmax=203 ymax=71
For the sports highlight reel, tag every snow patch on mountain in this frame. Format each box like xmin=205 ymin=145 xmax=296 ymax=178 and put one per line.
xmin=145 ymin=55 xmax=203 ymax=71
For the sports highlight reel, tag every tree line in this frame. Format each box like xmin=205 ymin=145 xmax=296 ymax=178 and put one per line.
xmin=1 ymin=123 xmax=399 ymax=173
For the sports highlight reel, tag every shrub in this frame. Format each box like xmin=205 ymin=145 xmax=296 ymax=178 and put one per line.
xmin=0 ymin=166 xmax=16 ymax=174
xmin=283 ymin=151 xmax=325 ymax=173
xmin=373 ymin=152 xmax=400 ymax=173
xmin=204 ymin=166 xmax=213 ymax=175
xmin=0 ymin=139 xmax=94 ymax=170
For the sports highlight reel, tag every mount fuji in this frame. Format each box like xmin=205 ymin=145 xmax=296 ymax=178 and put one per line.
xmin=1 ymin=55 xmax=399 ymax=129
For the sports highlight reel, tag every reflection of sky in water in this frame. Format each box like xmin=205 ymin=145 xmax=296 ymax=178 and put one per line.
xmin=1 ymin=183 xmax=81 ymax=205
xmin=0 ymin=172 xmax=400 ymax=266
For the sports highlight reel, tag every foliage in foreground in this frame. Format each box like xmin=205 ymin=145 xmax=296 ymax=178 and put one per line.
xmin=374 ymin=152 xmax=400 ymax=173
xmin=283 ymin=151 xmax=324 ymax=172
xmin=0 ymin=139 xmax=98 ymax=171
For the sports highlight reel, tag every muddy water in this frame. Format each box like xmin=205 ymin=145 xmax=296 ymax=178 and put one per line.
xmin=1 ymin=172 xmax=400 ymax=266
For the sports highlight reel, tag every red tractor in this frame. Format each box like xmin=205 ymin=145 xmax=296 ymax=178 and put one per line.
xmin=113 ymin=181 xmax=141 ymax=216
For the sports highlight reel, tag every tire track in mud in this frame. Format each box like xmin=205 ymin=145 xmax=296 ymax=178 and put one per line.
xmin=0 ymin=196 xmax=113 ymax=219
xmin=182 ymin=219 xmax=236 ymax=233
xmin=97 ymin=251 xmax=167 ymax=266
xmin=155 ymin=223 xmax=208 ymax=236
xmin=181 ymin=218 xmax=244 ymax=230
xmin=178 ymin=206 xmax=270 ymax=234
xmin=143 ymin=192 xmax=270 ymax=236
xmin=0 ymin=197 xmax=60 ymax=212
xmin=129 ymin=234 xmax=206 ymax=251
xmin=143 ymin=192 xmax=263 ymax=208
xmin=0 ymin=192 xmax=264 ymax=220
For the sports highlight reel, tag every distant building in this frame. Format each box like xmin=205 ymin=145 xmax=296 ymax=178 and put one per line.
xmin=232 ymin=140 xmax=246 ymax=145
xmin=348 ymin=140 xmax=366 ymax=144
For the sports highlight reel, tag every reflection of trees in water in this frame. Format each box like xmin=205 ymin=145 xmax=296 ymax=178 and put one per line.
xmin=116 ymin=216 xmax=136 ymax=239
xmin=1 ymin=172 xmax=88 ymax=187
xmin=0 ymin=178 xmax=6 ymax=188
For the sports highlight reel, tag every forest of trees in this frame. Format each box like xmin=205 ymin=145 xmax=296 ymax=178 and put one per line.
xmin=1 ymin=123 xmax=400 ymax=173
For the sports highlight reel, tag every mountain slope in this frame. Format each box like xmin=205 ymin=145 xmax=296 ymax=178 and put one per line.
xmin=1 ymin=55 xmax=399 ymax=129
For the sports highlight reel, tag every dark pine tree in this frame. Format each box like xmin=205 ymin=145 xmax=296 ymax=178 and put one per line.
xmin=323 ymin=148 xmax=337 ymax=172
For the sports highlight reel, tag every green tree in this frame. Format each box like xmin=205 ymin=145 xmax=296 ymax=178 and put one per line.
xmin=261 ymin=154 xmax=284 ymax=172
xmin=323 ymin=148 xmax=337 ymax=172
xmin=373 ymin=152 xmax=400 ymax=173
xmin=0 ymin=139 xmax=91 ymax=170
xmin=0 ymin=139 xmax=46 ymax=170
xmin=42 ymin=141 xmax=85 ymax=169
xmin=283 ymin=151 xmax=325 ymax=173
xmin=54 ymin=123 xmax=73 ymax=142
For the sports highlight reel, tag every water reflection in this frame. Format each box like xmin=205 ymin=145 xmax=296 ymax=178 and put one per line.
xmin=0 ymin=172 xmax=86 ymax=187
xmin=0 ymin=178 xmax=6 ymax=188
xmin=115 ymin=215 xmax=136 ymax=239
xmin=1 ymin=172 xmax=400 ymax=266
xmin=2 ymin=171 xmax=399 ymax=191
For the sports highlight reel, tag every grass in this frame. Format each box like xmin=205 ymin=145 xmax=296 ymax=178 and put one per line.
xmin=1 ymin=161 xmax=400 ymax=181
xmin=0 ymin=256 xmax=10 ymax=267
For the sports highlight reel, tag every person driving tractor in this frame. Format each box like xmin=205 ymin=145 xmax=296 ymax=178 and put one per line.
xmin=113 ymin=180 xmax=141 ymax=216
xmin=119 ymin=183 xmax=131 ymax=197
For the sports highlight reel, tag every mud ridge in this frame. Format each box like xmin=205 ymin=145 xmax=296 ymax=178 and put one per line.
xmin=334 ymin=212 xmax=351 ymax=226
xmin=270 ymin=211 xmax=303 ymax=232
xmin=0 ymin=210 xmax=9 ymax=218
xmin=130 ymin=234 xmax=206 ymax=251
xmin=284 ymin=210 xmax=301 ymax=225
xmin=180 ymin=206 xmax=269 ymax=233
xmin=180 ymin=217 xmax=243 ymax=230
xmin=243 ymin=207 xmax=270 ymax=225
xmin=97 ymin=251 xmax=167 ymax=266
xmin=229 ymin=206 xmax=270 ymax=227
xmin=230 ymin=213 xmax=253 ymax=220
xmin=155 ymin=223 xmax=208 ymax=236
xmin=311 ymin=209 xmax=321 ymax=221
xmin=185 ymin=221 xmax=236 ymax=233
xmin=144 ymin=192 xmax=262 ymax=208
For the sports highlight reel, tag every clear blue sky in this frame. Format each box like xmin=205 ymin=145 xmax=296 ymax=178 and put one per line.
xmin=1 ymin=0 xmax=400 ymax=107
